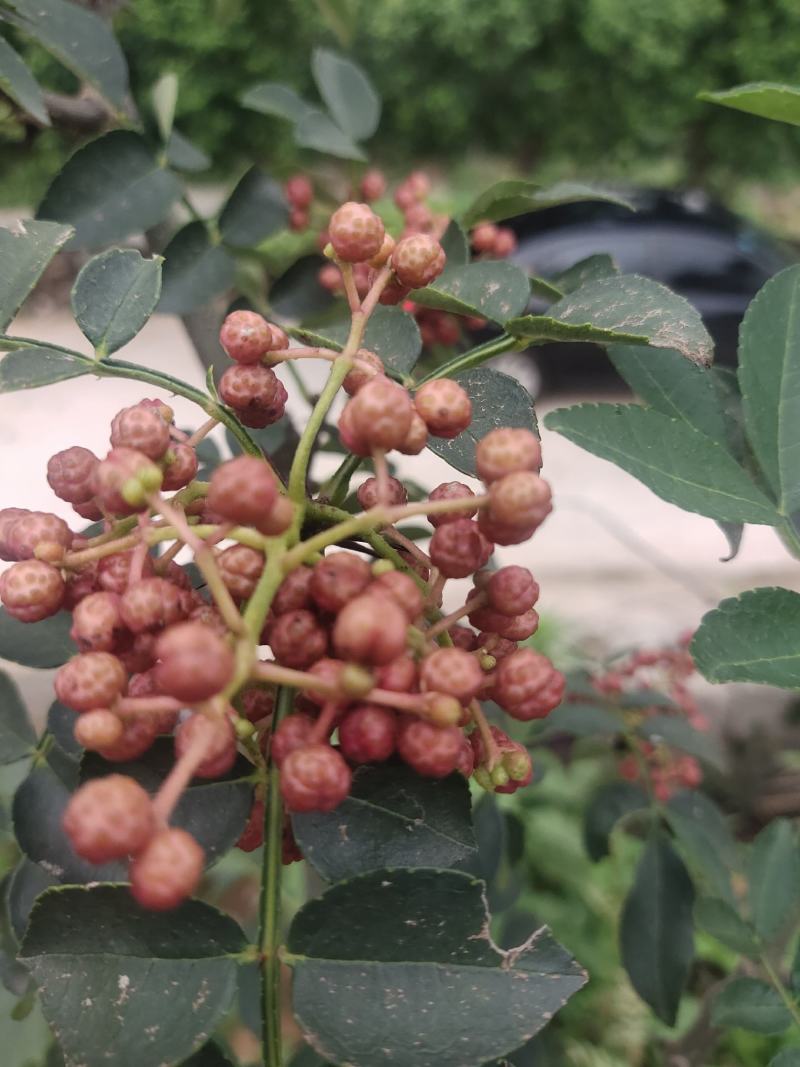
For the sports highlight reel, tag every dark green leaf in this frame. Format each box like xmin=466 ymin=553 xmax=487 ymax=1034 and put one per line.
xmin=240 ymin=82 xmax=312 ymax=123
xmin=7 ymin=859 xmax=56 ymax=944
xmin=749 ymin=819 xmax=800 ymax=941
xmin=411 ymin=260 xmax=530 ymax=324
xmin=219 ymin=167 xmax=288 ymax=247
xmin=470 ymin=794 xmax=505 ymax=884
xmin=37 ymin=131 xmax=182 ymax=250
xmin=0 ymin=344 xmax=88 ymax=392
xmin=769 ymin=1052 xmax=800 ymax=1067
xmin=620 ymin=832 xmax=694 ymax=1024
xmin=269 ymin=255 xmax=335 ymax=321
xmin=718 ymin=521 xmax=744 ymax=563
xmin=665 ymin=791 xmax=738 ymax=902
xmin=545 ymin=404 xmax=777 ymax=524
xmin=508 ymin=274 xmax=712 ymax=366
xmin=292 ymin=764 xmax=476 ymax=882
xmin=151 ymin=71 xmax=178 ymax=142
xmin=0 ymin=610 xmax=73 ymax=668
xmin=2 ymin=0 xmax=128 ymax=109
xmin=0 ymin=671 xmax=35 ymax=764
xmin=427 ymin=367 xmax=537 ymax=478
xmin=712 ymin=977 xmax=792 ymax=1034
xmin=538 ymin=702 xmax=622 ymax=738
xmin=583 ymin=781 xmax=648 ymax=861
xmin=294 ymin=109 xmax=365 ymax=161
xmin=0 ymin=35 xmax=48 ymax=124
xmin=460 ymin=180 xmax=634 ymax=229
xmin=81 ymin=740 xmax=254 ymax=864
xmin=71 ymin=249 xmax=162 ymax=356
xmin=166 ymin=129 xmax=211 ymax=173
xmin=0 ymin=218 xmax=73 ymax=329
xmin=637 ymin=715 xmax=725 ymax=770
xmin=46 ymin=702 xmax=81 ymax=760
xmin=295 ymin=305 xmax=421 ymax=376
xmin=529 ymin=276 xmax=563 ymax=302
xmin=692 ymin=587 xmax=800 ymax=687
xmin=738 ymin=265 xmax=800 ymax=514
xmin=699 ymin=83 xmax=800 ymax=126
xmin=181 ymin=1041 xmax=236 ymax=1066
xmin=19 ymin=885 xmax=247 ymax=1067
xmin=553 ymin=254 xmax=619 ymax=294
xmin=288 ymin=868 xmax=586 ymax=1067
xmin=694 ymin=897 xmax=759 ymax=957
xmin=158 ymin=222 xmax=236 ymax=315
xmin=311 ymin=48 xmax=380 ymax=141
xmin=439 ymin=219 xmax=469 ymax=267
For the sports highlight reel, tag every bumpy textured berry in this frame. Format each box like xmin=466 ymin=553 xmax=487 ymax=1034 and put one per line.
xmin=475 ymin=428 xmax=542 ymax=484
xmin=493 ymin=227 xmax=517 ymax=257
xmin=55 ymin=652 xmax=127 ymax=713
xmin=63 ymin=775 xmax=155 ymax=863
xmin=397 ymin=718 xmax=461 ymax=777
xmin=175 ymin=713 xmax=237 ymax=778
xmin=0 ymin=508 xmax=30 ymax=560
xmin=110 ymin=404 xmax=170 ymax=460
xmin=310 ymin=552 xmax=371 ymax=613
xmin=219 ymin=364 xmax=287 ymax=426
xmin=427 ymin=482 xmax=477 ymax=527
xmin=5 ymin=511 xmax=72 ymax=561
xmin=371 ymin=570 xmax=424 ymax=621
xmin=97 ymin=550 xmax=154 ymax=595
xmin=375 ymin=654 xmax=417 ymax=692
xmin=0 ymin=560 xmax=65 ymax=622
xmin=259 ymin=494 xmax=295 ymax=537
xmin=236 ymin=799 xmax=265 ymax=852
xmin=70 ymin=590 xmax=124 ymax=651
xmin=369 ymin=232 xmax=396 ymax=268
xmin=268 ymin=324 xmax=289 ymax=351
xmin=271 ymin=712 xmax=315 ymax=767
xmin=339 ymin=704 xmax=397 ymax=763
xmin=74 ymin=709 xmax=124 ymax=750
xmin=391 ymin=234 xmax=446 ymax=288
xmin=286 ymin=174 xmax=313 ymax=209
xmin=333 ymin=593 xmax=407 ymax=665
xmin=47 ymin=446 xmax=99 ymax=504
xmin=218 ymin=544 xmax=264 ymax=600
xmin=329 ymin=202 xmax=385 ymax=263
xmin=471 ymin=221 xmax=499 ymax=253
xmin=338 ymin=401 xmax=371 ymax=457
xmin=456 ymin=735 xmax=475 ymax=777
xmin=488 ymin=472 xmax=552 ymax=530
xmin=207 ymin=456 xmax=278 ymax=533
xmin=360 ymin=168 xmax=386 ymax=202
xmin=97 ymin=715 xmax=161 ymax=761
xmin=120 ymin=577 xmax=185 ymax=633
xmin=129 ymin=828 xmax=204 ymax=910
xmin=343 ymin=349 xmax=384 ymax=396
xmin=269 ymin=610 xmax=328 ymax=669
xmin=420 ymin=647 xmax=484 ymax=704
xmin=162 ymin=444 xmax=199 ymax=491
xmin=397 ymin=412 xmax=428 ymax=455
xmin=470 ymin=725 xmax=532 ymax=792
xmin=496 ymin=608 xmax=540 ymax=642
xmin=378 ymin=277 xmax=411 ymax=306
xmin=494 ymin=648 xmax=559 ymax=712
xmin=356 ymin=475 xmax=408 ymax=510
xmin=273 ymin=567 xmax=313 ymax=616
xmin=238 ymin=684 xmax=275 ymax=723
xmin=93 ymin=448 xmax=163 ymax=514
xmin=414 ymin=379 xmax=472 ymax=439
xmin=219 ymin=310 xmax=273 ymax=364
xmin=429 ymin=518 xmax=492 ymax=578
xmin=350 ymin=377 xmax=414 ymax=452
xmin=487 ymin=566 xmax=540 ymax=616
xmin=280 ymin=743 xmax=352 ymax=813
xmin=155 ymin=622 xmax=234 ymax=703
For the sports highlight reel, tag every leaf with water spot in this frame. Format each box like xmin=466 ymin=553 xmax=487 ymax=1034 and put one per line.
xmin=411 ymin=261 xmax=530 ymax=324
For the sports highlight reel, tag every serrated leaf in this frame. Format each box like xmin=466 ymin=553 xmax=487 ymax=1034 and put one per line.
xmin=439 ymin=219 xmax=469 ymax=267
xmin=158 ymin=222 xmax=236 ymax=315
xmin=294 ymin=304 xmax=421 ymax=376
xmin=748 ymin=819 xmax=800 ymax=941
xmin=219 ymin=167 xmax=288 ymax=247
xmin=538 ymin=703 xmax=622 ymax=738
xmin=269 ymin=255 xmax=336 ymax=321
xmin=292 ymin=764 xmax=476 ymax=882
xmin=699 ymin=82 xmax=800 ymax=126
xmin=151 ymin=71 xmax=178 ymax=142
xmin=81 ymin=740 xmax=254 ymax=864
xmin=620 ymin=832 xmax=694 ymax=1024
xmin=0 ymin=671 xmax=36 ymax=764
xmin=0 ymin=344 xmax=88 ymax=392
xmin=294 ymin=108 xmax=365 ymax=161
xmin=37 ymin=131 xmax=182 ymax=250
xmin=637 ymin=715 xmax=725 ymax=770
xmin=508 ymin=274 xmax=712 ymax=366
xmin=166 ymin=129 xmax=211 ymax=173
xmin=712 ymin=977 xmax=792 ymax=1034
xmin=545 ymin=404 xmax=777 ymax=524
xmin=0 ymin=35 xmax=48 ymax=125
xmin=0 ymin=610 xmax=74 ymax=668
xmin=691 ymin=587 xmax=800 ymax=687
xmin=665 ymin=791 xmax=738 ymax=902
xmin=19 ymin=885 xmax=247 ymax=1067
xmin=71 ymin=249 xmax=162 ymax=356
xmin=2 ymin=0 xmax=128 ymax=110
xmin=460 ymin=180 xmax=634 ymax=229
xmin=427 ymin=367 xmax=537 ymax=478
xmin=240 ymin=82 xmax=312 ymax=123
xmin=311 ymin=48 xmax=380 ymax=141
xmin=288 ymin=868 xmax=586 ymax=1067
xmin=694 ymin=897 xmax=759 ymax=957
xmin=583 ymin=781 xmax=648 ymax=861
xmin=7 ymin=859 xmax=56 ymax=944
xmin=738 ymin=265 xmax=800 ymax=514
xmin=411 ymin=260 xmax=530 ymax=324
xmin=0 ymin=218 xmax=73 ymax=329
xmin=553 ymin=254 xmax=619 ymax=294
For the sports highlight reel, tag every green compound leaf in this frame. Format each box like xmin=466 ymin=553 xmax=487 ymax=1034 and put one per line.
xmin=748 ymin=819 xmax=800 ymax=942
xmin=292 ymin=764 xmax=477 ymax=882
xmin=219 ymin=167 xmax=289 ymax=248
xmin=427 ymin=367 xmax=537 ymax=478
xmin=7 ymin=858 xmax=57 ymax=944
xmin=544 ymin=404 xmax=777 ymax=525
xmin=71 ymin=249 xmax=162 ymax=356
xmin=620 ymin=832 xmax=694 ymax=1025
xmin=19 ymin=885 xmax=247 ymax=1067
xmin=166 ymin=129 xmax=211 ymax=173
xmin=311 ymin=48 xmax=380 ymax=141
xmin=151 ymin=71 xmax=178 ymax=143
xmin=0 ymin=610 xmax=74 ymax=668
xmin=2 ymin=0 xmax=128 ymax=110
xmin=294 ymin=109 xmax=366 ymax=161
xmin=37 ymin=131 xmax=182 ymax=251
xmin=240 ymin=82 xmax=313 ymax=123
xmin=699 ymin=82 xmax=800 ymax=127
xmin=769 ymin=1050 xmax=800 ymax=1067
xmin=665 ymin=791 xmax=739 ymax=903
xmin=439 ymin=219 xmax=470 ymax=267
xmin=712 ymin=977 xmax=793 ymax=1034
xmin=294 ymin=305 xmax=421 ymax=377
xmin=538 ymin=703 xmax=623 ymax=738
xmin=460 ymin=180 xmax=634 ymax=229
xmin=0 ymin=671 xmax=36 ymax=765
xmin=738 ymin=265 xmax=800 ymax=515
xmin=0 ymin=344 xmax=88 ymax=392
xmin=0 ymin=36 xmax=48 ymax=125
xmin=0 ymin=218 xmax=74 ymax=330
xmin=553 ymin=254 xmax=619 ymax=294
xmin=508 ymin=274 xmax=713 ymax=366
xmin=158 ymin=222 xmax=236 ymax=315
xmin=694 ymin=897 xmax=759 ymax=957
xmin=691 ymin=587 xmax=800 ymax=687
xmin=411 ymin=260 xmax=531 ymax=324
xmin=288 ymin=868 xmax=587 ymax=1067
xmin=583 ymin=781 xmax=648 ymax=861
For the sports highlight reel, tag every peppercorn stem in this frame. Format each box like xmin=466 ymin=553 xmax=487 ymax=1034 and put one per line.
xmin=251 ymin=660 xmax=338 ymax=695
xmin=185 ymin=417 xmax=219 ymax=447
xmin=426 ymin=592 xmax=487 ymax=640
